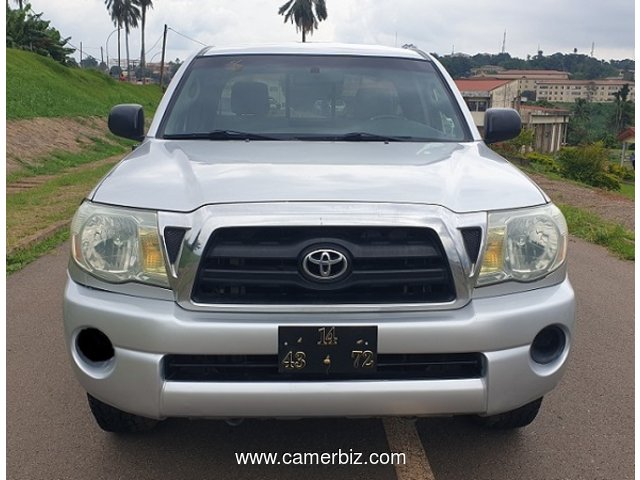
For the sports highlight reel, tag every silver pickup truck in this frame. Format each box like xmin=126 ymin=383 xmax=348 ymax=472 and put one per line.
xmin=63 ymin=43 xmax=575 ymax=433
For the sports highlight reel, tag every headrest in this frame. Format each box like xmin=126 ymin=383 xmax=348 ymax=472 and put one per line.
xmin=230 ymin=81 xmax=269 ymax=115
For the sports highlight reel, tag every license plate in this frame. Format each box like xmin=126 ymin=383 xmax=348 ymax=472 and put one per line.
xmin=278 ymin=326 xmax=378 ymax=375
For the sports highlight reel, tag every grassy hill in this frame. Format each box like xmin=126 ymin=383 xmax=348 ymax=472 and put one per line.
xmin=7 ymin=48 xmax=163 ymax=120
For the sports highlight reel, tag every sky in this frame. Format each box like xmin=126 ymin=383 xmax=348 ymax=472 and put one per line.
xmin=24 ymin=0 xmax=636 ymax=66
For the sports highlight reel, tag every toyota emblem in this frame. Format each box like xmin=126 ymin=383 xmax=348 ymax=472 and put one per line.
xmin=301 ymin=248 xmax=350 ymax=282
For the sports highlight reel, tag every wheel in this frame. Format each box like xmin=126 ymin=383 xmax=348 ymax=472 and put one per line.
xmin=472 ymin=397 xmax=543 ymax=429
xmin=87 ymin=394 xmax=159 ymax=433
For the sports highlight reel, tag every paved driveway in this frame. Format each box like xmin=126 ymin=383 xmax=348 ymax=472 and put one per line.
xmin=7 ymin=238 xmax=634 ymax=479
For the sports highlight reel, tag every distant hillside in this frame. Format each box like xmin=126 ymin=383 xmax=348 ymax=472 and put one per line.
xmin=434 ymin=51 xmax=635 ymax=80
xmin=7 ymin=48 xmax=163 ymax=120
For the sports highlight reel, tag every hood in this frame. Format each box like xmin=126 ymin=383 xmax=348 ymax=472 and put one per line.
xmin=91 ymin=140 xmax=547 ymax=213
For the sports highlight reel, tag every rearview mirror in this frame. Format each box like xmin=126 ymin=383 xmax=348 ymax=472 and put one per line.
xmin=108 ymin=104 xmax=145 ymax=141
xmin=483 ymin=108 xmax=521 ymax=144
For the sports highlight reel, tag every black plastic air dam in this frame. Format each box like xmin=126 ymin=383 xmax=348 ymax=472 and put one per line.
xmin=530 ymin=325 xmax=566 ymax=364
xmin=76 ymin=328 xmax=115 ymax=363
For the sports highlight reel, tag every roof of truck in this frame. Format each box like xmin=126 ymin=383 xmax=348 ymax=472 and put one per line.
xmin=200 ymin=42 xmax=430 ymax=60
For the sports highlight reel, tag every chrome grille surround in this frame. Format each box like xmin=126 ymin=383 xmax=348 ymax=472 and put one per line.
xmin=158 ymin=202 xmax=487 ymax=313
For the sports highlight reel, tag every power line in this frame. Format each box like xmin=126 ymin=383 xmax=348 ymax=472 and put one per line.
xmin=167 ymin=27 xmax=208 ymax=47
xmin=145 ymin=31 xmax=165 ymax=57
xmin=66 ymin=41 xmax=102 ymax=62
xmin=66 ymin=41 xmax=82 ymax=53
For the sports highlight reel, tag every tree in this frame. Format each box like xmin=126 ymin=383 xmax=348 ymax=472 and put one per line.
xmin=137 ymin=0 xmax=153 ymax=68
xmin=168 ymin=58 xmax=182 ymax=78
xmin=278 ymin=0 xmax=327 ymax=43
xmin=122 ymin=0 xmax=140 ymax=80
xmin=105 ymin=0 xmax=123 ymax=70
xmin=567 ymin=98 xmax=592 ymax=145
xmin=105 ymin=0 xmax=140 ymax=80
xmin=80 ymin=56 xmax=98 ymax=69
xmin=611 ymin=84 xmax=632 ymax=133
xmin=6 ymin=3 xmax=75 ymax=65
xmin=433 ymin=54 xmax=473 ymax=78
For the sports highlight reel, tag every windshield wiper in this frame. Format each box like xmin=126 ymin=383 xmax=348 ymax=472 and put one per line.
xmin=332 ymin=132 xmax=409 ymax=142
xmin=163 ymin=130 xmax=281 ymax=141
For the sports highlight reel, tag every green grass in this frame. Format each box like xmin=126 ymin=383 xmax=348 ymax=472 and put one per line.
xmin=520 ymin=162 xmax=635 ymax=200
xmin=7 ymin=161 xmax=119 ymax=266
xmin=559 ymin=204 xmax=634 ymax=261
xmin=619 ymin=182 xmax=635 ymax=200
xmin=7 ymin=48 xmax=163 ymax=119
xmin=7 ymin=136 xmax=132 ymax=183
xmin=7 ymin=228 xmax=70 ymax=275
xmin=6 ymin=48 xmax=163 ymax=273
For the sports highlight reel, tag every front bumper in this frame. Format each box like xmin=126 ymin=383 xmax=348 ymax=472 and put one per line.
xmin=63 ymin=276 xmax=575 ymax=419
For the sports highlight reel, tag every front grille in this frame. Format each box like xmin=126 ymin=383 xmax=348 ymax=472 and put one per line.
xmin=163 ymin=353 xmax=484 ymax=382
xmin=191 ymin=227 xmax=456 ymax=304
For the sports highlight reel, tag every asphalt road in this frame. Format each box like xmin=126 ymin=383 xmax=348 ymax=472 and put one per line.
xmin=7 ymin=237 xmax=634 ymax=480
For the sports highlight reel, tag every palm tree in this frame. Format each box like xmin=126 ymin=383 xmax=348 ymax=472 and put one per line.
xmin=121 ymin=0 xmax=140 ymax=80
xmin=105 ymin=0 xmax=140 ymax=80
xmin=278 ymin=0 xmax=327 ymax=43
xmin=137 ymin=0 xmax=153 ymax=68
xmin=105 ymin=0 xmax=123 ymax=71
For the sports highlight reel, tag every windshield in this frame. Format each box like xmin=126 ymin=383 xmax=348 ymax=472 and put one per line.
xmin=160 ymin=54 xmax=471 ymax=142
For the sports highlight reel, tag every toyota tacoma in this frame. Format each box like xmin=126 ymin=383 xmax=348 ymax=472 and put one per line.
xmin=63 ymin=43 xmax=575 ymax=433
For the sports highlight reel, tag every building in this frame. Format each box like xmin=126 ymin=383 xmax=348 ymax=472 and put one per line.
xmin=519 ymin=105 xmax=570 ymax=153
xmin=472 ymin=69 xmax=569 ymax=95
xmin=535 ymin=79 xmax=635 ymax=103
xmin=471 ymin=68 xmax=634 ymax=103
xmin=454 ymin=79 xmax=520 ymax=127
xmin=455 ymin=79 xmax=571 ymax=153
xmin=470 ymin=65 xmax=506 ymax=76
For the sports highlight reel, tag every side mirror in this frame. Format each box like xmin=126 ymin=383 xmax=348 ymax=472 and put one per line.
xmin=108 ymin=104 xmax=145 ymax=141
xmin=483 ymin=108 xmax=521 ymax=144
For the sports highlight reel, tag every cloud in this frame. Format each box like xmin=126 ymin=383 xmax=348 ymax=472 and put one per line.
xmin=26 ymin=0 xmax=634 ymax=63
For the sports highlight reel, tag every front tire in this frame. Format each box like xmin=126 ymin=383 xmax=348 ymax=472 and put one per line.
xmin=87 ymin=394 xmax=159 ymax=433
xmin=473 ymin=397 xmax=543 ymax=429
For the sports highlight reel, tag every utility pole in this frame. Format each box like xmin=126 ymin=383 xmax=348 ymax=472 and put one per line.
xmin=100 ymin=46 xmax=104 ymax=66
xmin=590 ymin=42 xmax=595 ymax=57
xmin=501 ymin=29 xmax=506 ymax=54
xmin=159 ymin=24 xmax=168 ymax=89
xmin=80 ymin=42 xmax=83 ymax=67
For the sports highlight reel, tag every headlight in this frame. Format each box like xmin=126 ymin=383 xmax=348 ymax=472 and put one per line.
xmin=71 ymin=202 xmax=169 ymax=287
xmin=478 ymin=204 xmax=568 ymax=286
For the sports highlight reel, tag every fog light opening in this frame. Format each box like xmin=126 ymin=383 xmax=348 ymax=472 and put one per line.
xmin=76 ymin=328 xmax=115 ymax=363
xmin=530 ymin=325 xmax=566 ymax=365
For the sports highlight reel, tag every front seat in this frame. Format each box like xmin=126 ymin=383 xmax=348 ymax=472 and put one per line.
xmin=230 ymin=81 xmax=270 ymax=116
